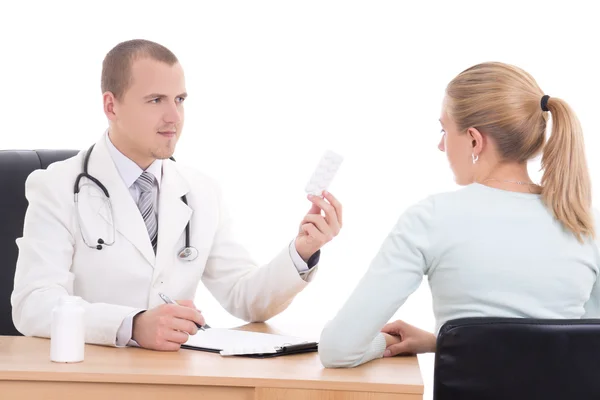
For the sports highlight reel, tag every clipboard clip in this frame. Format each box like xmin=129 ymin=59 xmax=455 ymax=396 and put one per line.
xmin=274 ymin=342 xmax=319 ymax=353
xmin=219 ymin=342 xmax=319 ymax=357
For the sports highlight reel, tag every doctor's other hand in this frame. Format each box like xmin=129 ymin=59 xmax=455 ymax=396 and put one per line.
xmin=295 ymin=191 xmax=343 ymax=262
xmin=381 ymin=320 xmax=437 ymax=357
xmin=132 ymin=303 xmax=205 ymax=351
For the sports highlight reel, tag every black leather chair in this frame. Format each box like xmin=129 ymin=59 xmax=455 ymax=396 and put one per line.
xmin=434 ymin=317 xmax=600 ymax=400
xmin=0 ymin=149 xmax=78 ymax=335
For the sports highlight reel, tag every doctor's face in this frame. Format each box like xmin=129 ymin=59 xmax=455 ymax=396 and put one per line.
xmin=107 ymin=57 xmax=186 ymax=168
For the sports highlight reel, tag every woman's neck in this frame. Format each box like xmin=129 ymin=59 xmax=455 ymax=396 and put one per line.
xmin=475 ymin=162 xmax=541 ymax=194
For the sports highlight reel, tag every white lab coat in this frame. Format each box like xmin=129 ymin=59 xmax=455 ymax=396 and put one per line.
xmin=11 ymin=135 xmax=317 ymax=346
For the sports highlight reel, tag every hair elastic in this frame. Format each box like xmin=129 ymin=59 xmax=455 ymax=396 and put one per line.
xmin=541 ymin=95 xmax=550 ymax=112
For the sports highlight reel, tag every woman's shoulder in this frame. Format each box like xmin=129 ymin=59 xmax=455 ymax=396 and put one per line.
xmin=404 ymin=184 xmax=486 ymax=214
xmin=420 ymin=183 xmax=544 ymax=212
xmin=394 ymin=183 xmax=542 ymax=233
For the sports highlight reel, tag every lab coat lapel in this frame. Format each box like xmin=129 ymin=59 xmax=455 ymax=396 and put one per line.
xmin=87 ymin=136 xmax=156 ymax=267
xmin=155 ymin=159 xmax=192 ymax=272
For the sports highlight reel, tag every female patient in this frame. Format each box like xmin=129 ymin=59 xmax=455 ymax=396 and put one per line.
xmin=319 ymin=62 xmax=600 ymax=368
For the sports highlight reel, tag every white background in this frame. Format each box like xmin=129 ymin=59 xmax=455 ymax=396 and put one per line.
xmin=2 ymin=1 xmax=599 ymax=398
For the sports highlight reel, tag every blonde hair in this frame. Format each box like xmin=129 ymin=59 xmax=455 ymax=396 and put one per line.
xmin=445 ymin=62 xmax=594 ymax=242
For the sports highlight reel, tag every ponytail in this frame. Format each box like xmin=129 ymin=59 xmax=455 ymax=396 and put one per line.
xmin=541 ymin=97 xmax=594 ymax=242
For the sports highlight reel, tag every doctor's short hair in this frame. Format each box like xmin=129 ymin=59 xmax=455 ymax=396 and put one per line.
xmin=101 ymin=39 xmax=179 ymax=100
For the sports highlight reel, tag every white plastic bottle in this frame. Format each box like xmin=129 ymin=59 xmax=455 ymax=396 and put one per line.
xmin=50 ymin=295 xmax=85 ymax=363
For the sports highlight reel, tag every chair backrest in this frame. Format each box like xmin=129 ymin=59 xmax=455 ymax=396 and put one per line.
xmin=434 ymin=317 xmax=600 ymax=400
xmin=0 ymin=149 xmax=78 ymax=335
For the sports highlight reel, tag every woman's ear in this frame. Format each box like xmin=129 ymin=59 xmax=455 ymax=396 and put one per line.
xmin=467 ymin=127 xmax=484 ymax=157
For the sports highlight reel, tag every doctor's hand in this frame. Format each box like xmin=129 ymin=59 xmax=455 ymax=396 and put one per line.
xmin=132 ymin=303 xmax=206 ymax=351
xmin=381 ymin=320 xmax=437 ymax=357
xmin=295 ymin=191 xmax=343 ymax=262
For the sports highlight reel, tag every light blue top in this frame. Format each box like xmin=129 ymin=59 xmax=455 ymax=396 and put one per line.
xmin=319 ymin=183 xmax=600 ymax=367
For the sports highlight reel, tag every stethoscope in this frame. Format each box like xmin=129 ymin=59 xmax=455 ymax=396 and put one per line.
xmin=73 ymin=143 xmax=199 ymax=261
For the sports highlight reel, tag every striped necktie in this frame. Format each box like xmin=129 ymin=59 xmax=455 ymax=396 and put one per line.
xmin=135 ymin=172 xmax=158 ymax=253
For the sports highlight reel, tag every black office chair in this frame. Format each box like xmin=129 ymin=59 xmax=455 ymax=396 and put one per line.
xmin=434 ymin=317 xmax=600 ymax=400
xmin=0 ymin=149 xmax=78 ymax=336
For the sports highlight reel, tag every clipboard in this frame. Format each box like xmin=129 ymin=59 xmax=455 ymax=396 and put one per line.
xmin=180 ymin=328 xmax=319 ymax=358
xmin=182 ymin=341 xmax=318 ymax=358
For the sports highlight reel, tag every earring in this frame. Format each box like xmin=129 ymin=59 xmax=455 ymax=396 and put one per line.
xmin=472 ymin=154 xmax=479 ymax=164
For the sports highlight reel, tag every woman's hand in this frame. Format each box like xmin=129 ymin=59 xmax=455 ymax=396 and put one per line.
xmin=381 ymin=320 xmax=436 ymax=357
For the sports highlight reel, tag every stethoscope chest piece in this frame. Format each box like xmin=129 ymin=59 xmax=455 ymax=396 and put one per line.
xmin=178 ymin=246 xmax=199 ymax=261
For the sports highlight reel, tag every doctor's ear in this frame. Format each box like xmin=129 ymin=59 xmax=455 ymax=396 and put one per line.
xmin=103 ymin=92 xmax=118 ymax=121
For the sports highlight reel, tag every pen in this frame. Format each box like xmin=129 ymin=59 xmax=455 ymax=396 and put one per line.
xmin=158 ymin=292 xmax=208 ymax=331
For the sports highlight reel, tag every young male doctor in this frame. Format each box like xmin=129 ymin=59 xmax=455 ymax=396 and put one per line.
xmin=11 ymin=39 xmax=343 ymax=351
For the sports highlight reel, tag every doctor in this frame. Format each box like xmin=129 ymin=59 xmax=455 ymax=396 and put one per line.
xmin=11 ymin=39 xmax=343 ymax=351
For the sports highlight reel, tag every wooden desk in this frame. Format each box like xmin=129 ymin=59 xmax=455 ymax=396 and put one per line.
xmin=0 ymin=324 xmax=423 ymax=399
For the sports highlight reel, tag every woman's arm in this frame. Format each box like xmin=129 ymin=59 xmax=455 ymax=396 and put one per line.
xmin=318 ymin=197 xmax=437 ymax=368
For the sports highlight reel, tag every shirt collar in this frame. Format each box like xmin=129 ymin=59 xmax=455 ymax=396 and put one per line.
xmin=105 ymin=131 xmax=163 ymax=189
